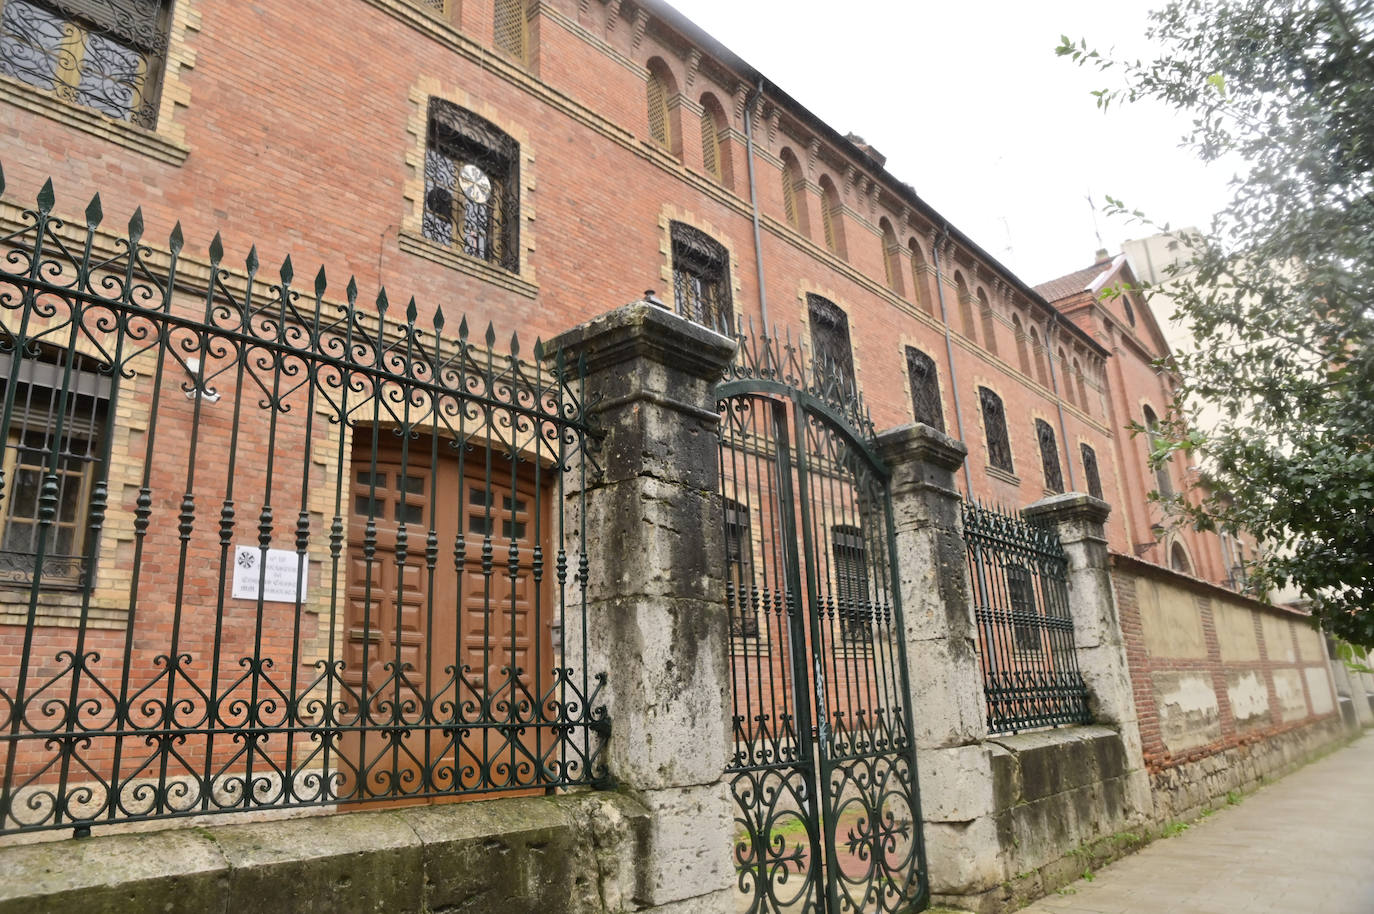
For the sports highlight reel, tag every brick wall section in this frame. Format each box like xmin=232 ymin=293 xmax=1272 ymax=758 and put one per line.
xmin=1115 ymin=552 xmax=1341 ymax=780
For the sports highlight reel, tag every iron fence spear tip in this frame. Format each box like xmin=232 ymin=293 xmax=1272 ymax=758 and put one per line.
xmin=209 ymin=233 xmax=224 ymax=263
xmin=406 ymin=297 xmax=417 ymax=324
xmin=0 ymin=161 xmax=5 ymax=196
xmin=459 ymin=315 xmax=469 ymax=339
xmin=376 ymin=288 xmax=388 ymax=313
xmin=345 ymin=276 xmax=358 ymax=303
xmin=37 ymin=178 xmax=54 ymax=212
xmin=434 ymin=307 xmax=445 ymax=331
xmin=85 ymin=193 xmax=102 ymax=228
xmin=128 ymin=207 xmax=144 ymax=242
xmin=169 ymin=222 xmax=183 ymax=254
xmin=280 ymin=256 xmax=293 ymax=285
xmin=510 ymin=332 xmax=519 ymax=357
xmin=314 ymin=267 xmax=327 ymax=297
xmin=485 ymin=323 xmax=496 ymax=347
xmin=245 ymin=244 xmax=259 ymax=274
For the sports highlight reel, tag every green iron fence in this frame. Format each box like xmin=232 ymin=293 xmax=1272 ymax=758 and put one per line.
xmin=0 ymin=165 xmax=608 ymax=837
xmin=962 ymin=498 xmax=1091 ymax=734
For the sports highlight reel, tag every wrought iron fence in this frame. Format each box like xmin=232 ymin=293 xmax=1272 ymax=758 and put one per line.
xmin=962 ymin=498 xmax=1091 ymax=734
xmin=0 ymin=166 xmax=608 ymax=837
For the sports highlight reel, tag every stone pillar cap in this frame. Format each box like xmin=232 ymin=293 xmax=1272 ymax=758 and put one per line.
xmin=875 ymin=422 xmax=969 ymax=473
xmin=1023 ymin=492 xmax=1112 ymax=525
xmin=544 ymin=302 xmax=736 ymax=378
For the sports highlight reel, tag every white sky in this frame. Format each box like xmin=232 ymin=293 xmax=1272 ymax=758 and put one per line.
xmin=666 ymin=0 xmax=1234 ymax=285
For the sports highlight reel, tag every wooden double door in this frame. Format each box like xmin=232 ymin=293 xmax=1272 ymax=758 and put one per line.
xmin=340 ymin=431 xmax=551 ymax=802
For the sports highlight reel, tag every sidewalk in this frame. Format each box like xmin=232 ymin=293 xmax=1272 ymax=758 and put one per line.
xmin=1018 ymin=731 xmax=1374 ymax=914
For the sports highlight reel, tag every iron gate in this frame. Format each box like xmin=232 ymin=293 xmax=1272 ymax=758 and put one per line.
xmin=718 ymin=332 xmax=928 ymax=914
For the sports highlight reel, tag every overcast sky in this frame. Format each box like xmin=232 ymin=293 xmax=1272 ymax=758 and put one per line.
xmin=667 ymin=0 xmax=1233 ymax=285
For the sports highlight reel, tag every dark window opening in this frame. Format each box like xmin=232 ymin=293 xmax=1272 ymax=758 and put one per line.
xmin=979 ymin=386 xmax=1014 ymax=474
xmin=905 ymin=346 xmax=944 ymax=432
xmin=1036 ymin=418 xmax=1064 ymax=494
xmin=807 ymin=294 xmax=855 ymax=395
xmin=671 ymin=222 xmax=733 ymax=332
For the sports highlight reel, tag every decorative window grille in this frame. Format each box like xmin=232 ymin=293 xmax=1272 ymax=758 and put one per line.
xmin=0 ymin=0 xmax=171 ymax=128
xmin=1080 ymin=443 xmax=1103 ymax=500
xmin=646 ymin=68 xmax=670 ymax=149
xmin=1035 ymin=419 xmax=1064 ymax=493
xmin=670 ymin=222 xmax=732 ymax=332
xmin=422 ymin=98 xmax=520 ymax=273
xmin=700 ymin=106 xmax=720 ymax=180
xmin=1142 ymin=405 xmax=1174 ymax=496
xmin=723 ymin=497 xmax=757 ymax=638
xmin=807 ymin=294 xmax=855 ymax=394
xmin=904 ymin=346 xmax=944 ymax=432
xmin=832 ymin=524 xmax=869 ymax=643
xmin=493 ymin=0 xmax=526 ymax=62
xmin=979 ymin=386 xmax=1014 ymax=474
xmin=0 ymin=347 xmax=111 ymax=590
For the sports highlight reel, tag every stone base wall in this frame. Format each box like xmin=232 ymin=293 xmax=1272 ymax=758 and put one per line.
xmin=0 ymin=793 xmax=650 ymax=914
xmin=1149 ymin=714 xmax=1349 ymax=823
xmin=926 ymin=726 xmax=1149 ymax=914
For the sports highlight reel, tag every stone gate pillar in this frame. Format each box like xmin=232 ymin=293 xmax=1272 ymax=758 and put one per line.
xmin=1023 ymin=493 xmax=1151 ymax=811
xmin=547 ymin=302 xmax=737 ymax=914
xmin=875 ymin=424 xmax=1006 ymax=901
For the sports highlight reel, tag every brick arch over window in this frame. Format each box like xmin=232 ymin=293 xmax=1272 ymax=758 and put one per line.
xmin=1170 ymin=541 xmax=1193 ymax=575
xmin=978 ymin=386 xmax=1013 ymax=474
xmin=780 ymin=147 xmax=808 ymax=233
xmin=954 ymin=272 xmax=977 ymax=341
xmin=904 ymin=346 xmax=944 ymax=432
xmin=699 ymin=92 xmax=732 ymax=187
xmin=1012 ymin=314 xmax=1031 ymax=375
xmin=1035 ymin=419 xmax=1064 ymax=493
xmin=977 ymin=287 xmax=998 ymax=356
xmin=908 ymin=240 xmax=932 ymax=315
xmin=880 ymin=218 xmax=903 ymax=294
xmin=1030 ymin=326 xmax=1048 ymax=386
xmin=819 ymin=175 xmax=846 ymax=258
xmin=645 ymin=57 xmax=681 ymax=156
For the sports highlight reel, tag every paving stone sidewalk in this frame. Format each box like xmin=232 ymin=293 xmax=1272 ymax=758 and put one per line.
xmin=1018 ymin=731 xmax=1374 ymax=914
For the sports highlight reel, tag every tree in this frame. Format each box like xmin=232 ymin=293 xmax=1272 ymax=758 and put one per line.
xmin=1057 ymin=0 xmax=1374 ymax=648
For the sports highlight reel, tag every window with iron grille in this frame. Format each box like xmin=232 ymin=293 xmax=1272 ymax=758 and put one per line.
xmin=1142 ymin=405 xmax=1174 ymax=496
xmin=493 ymin=0 xmax=525 ymax=62
xmin=904 ymin=345 xmax=944 ymax=432
xmin=1006 ymin=563 xmax=1040 ymax=653
xmin=646 ymin=66 xmax=670 ymax=150
xmin=0 ymin=347 xmax=111 ymax=590
xmin=832 ymin=524 xmax=869 ymax=643
xmin=807 ymin=294 xmax=855 ymax=394
xmin=422 ymin=99 xmax=520 ymax=273
xmin=670 ymin=222 xmax=732 ymax=332
xmin=723 ymin=497 xmax=757 ymax=638
xmin=979 ymin=386 xmax=1014 ymax=474
xmin=0 ymin=0 xmax=171 ymax=128
xmin=1080 ymin=443 xmax=1103 ymax=500
xmin=1036 ymin=418 xmax=1064 ymax=493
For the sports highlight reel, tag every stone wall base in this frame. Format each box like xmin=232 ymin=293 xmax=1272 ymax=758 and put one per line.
xmin=1149 ymin=714 xmax=1351 ymax=823
xmin=0 ymin=793 xmax=655 ymax=914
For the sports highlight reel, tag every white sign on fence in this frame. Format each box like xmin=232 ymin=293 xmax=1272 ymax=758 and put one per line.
xmin=231 ymin=545 xmax=309 ymax=603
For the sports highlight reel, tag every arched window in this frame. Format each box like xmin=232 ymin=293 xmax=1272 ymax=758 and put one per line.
xmin=645 ymin=59 xmax=679 ymax=155
xmin=977 ymin=288 xmax=998 ymax=356
xmin=1142 ymin=405 xmax=1174 ymax=496
xmin=1012 ymin=315 xmax=1031 ymax=375
xmin=1073 ymin=358 xmax=1089 ymax=412
xmin=1123 ymin=295 xmax=1137 ymax=327
xmin=494 ymin=0 xmax=527 ymax=63
xmin=1170 ymin=542 xmax=1192 ymax=575
xmin=905 ymin=346 xmax=944 ymax=432
xmin=807 ymin=294 xmax=855 ymax=393
xmin=880 ymin=218 xmax=903 ymax=294
xmin=1030 ymin=326 xmax=1048 ymax=386
xmin=670 ymin=222 xmax=732 ymax=331
xmin=819 ymin=175 xmax=845 ymax=258
xmin=909 ymin=240 xmax=932 ymax=315
xmin=422 ymin=98 xmax=521 ymax=273
xmin=1057 ymin=347 xmax=1074 ymax=407
xmin=955 ymin=273 xmax=977 ymax=341
xmin=780 ymin=148 xmax=808 ymax=233
xmin=1036 ymin=419 xmax=1064 ymax=493
xmin=978 ymin=386 xmax=1013 ymax=474
xmin=1080 ymin=443 xmax=1103 ymax=500
xmin=699 ymin=93 xmax=731 ymax=186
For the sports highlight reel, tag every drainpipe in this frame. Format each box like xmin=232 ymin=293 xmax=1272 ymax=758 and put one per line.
xmin=931 ymin=226 xmax=974 ymax=495
xmin=743 ymin=79 xmax=769 ymax=329
xmin=1046 ymin=315 xmax=1080 ymax=491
